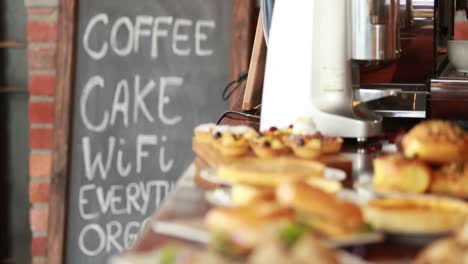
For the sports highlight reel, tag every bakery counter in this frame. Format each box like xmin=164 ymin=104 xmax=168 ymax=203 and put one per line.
xmin=116 ymin=140 xmax=426 ymax=263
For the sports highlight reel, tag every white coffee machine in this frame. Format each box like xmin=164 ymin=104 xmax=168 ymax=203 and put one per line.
xmin=260 ymin=0 xmax=401 ymax=139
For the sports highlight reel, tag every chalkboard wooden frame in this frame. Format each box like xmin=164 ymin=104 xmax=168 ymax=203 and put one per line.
xmin=46 ymin=0 xmax=257 ymax=262
xmin=47 ymin=0 xmax=77 ymax=262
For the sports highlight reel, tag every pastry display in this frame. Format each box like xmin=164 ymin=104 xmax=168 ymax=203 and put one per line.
xmin=373 ymin=154 xmax=431 ymax=194
xmin=204 ymin=181 xmax=371 ymax=262
xmin=370 ymin=120 xmax=468 ymax=198
xmin=402 ymin=120 xmax=468 ymax=163
xmin=218 ymin=159 xmax=325 ymax=187
xmin=363 ymin=196 xmax=468 ymax=234
xmin=193 ymin=117 xmax=344 ymax=160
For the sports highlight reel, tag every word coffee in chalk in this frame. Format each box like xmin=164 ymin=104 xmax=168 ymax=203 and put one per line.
xmin=83 ymin=14 xmax=215 ymax=60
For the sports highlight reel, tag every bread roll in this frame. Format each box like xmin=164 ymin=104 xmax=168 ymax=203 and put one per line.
xmin=373 ymin=154 xmax=431 ymax=194
xmin=402 ymin=120 xmax=468 ymax=163
xmin=430 ymin=162 xmax=468 ymax=198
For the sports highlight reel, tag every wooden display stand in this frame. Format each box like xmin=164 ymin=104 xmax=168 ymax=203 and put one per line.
xmin=242 ymin=15 xmax=267 ymax=111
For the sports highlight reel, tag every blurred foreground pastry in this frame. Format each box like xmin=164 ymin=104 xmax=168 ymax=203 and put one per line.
xmin=402 ymin=120 xmax=468 ymax=163
xmin=276 ymin=182 xmax=365 ymax=238
xmin=430 ymin=162 xmax=468 ymax=198
xmin=248 ymin=235 xmax=338 ymax=264
xmin=364 ymin=196 xmax=468 ymax=234
xmin=373 ymin=154 xmax=431 ymax=194
xmin=205 ymin=201 xmax=294 ymax=257
xmin=414 ymin=221 xmax=468 ymax=264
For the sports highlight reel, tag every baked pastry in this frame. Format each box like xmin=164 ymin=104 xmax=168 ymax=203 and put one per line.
xmin=216 ymin=132 xmax=250 ymax=157
xmin=250 ymin=134 xmax=290 ymax=158
xmin=230 ymin=184 xmax=276 ymax=206
xmin=205 ymin=201 xmax=294 ymax=257
xmin=402 ymin=120 xmax=468 ymax=163
xmin=218 ymin=159 xmax=325 ymax=187
xmin=414 ymin=238 xmax=465 ymax=264
xmin=373 ymin=154 xmax=431 ymax=194
xmin=230 ymin=125 xmax=258 ymax=140
xmin=429 ymin=162 xmax=468 ymax=198
xmin=321 ymin=136 xmax=344 ymax=155
xmin=414 ymin=221 xmax=468 ymax=264
xmin=248 ymin=235 xmax=339 ymax=264
xmin=114 ymin=244 xmax=244 ymax=264
xmin=194 ymin=123 xmax=217 ymax=143
xmin=277 ymin=182 xmax=364 ymax=238
xmin=363 ymin=197 xmax=468 ymax=234
xmin=286 ymin=135 xmax=322 ymax=159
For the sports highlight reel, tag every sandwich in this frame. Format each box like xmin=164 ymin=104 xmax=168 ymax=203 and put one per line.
xmin=205 ymin=200 xmax=294 ymax=257
xmin=276 ymin=181 xmax=366 ymax=238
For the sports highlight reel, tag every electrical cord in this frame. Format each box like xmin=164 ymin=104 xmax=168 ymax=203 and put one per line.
xmin=222 ymin=71 xmax=248 ymax=101
xmin=216 ymin=110 xmax=260 ymax=125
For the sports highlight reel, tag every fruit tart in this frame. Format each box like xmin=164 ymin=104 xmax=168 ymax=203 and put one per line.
xmin=286 ymin=135 xmax=322 ymax=159
xmin=297 ymin=132 xmax=343 ymax=155
xmin=250 ymin=133 xmax=290 ymax=158
xmin=193 ymin=123 xmax=216 ymax=143
xmin=212 ymin=130 xmax=250 ymax=157
xmin=230 ymin=125 xmax=259 ymax=140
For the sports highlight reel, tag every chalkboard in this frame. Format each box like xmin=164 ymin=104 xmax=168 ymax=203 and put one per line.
xmin=57 ymin=0 xmax=232 ymax=263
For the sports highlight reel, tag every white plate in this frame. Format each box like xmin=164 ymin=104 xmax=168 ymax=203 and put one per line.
xmin=205 ymin=188 xmax=234 ymax=207
xmin=200 ymin=167 xmax=347 ymax=186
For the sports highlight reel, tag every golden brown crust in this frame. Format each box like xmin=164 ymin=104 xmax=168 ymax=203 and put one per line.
xmin=372 ymin=154 xmax=431 ymax=194
xmin=321 ymin=137 xmax=344 ymax=155
xmin=429 ymin=162 xmax=468 ymax=198
xmin=402 ymin=120 xmax=468 ymax=163
xmin=250 ymin=135 xmax=290 ymax=158
xmin=364 ymin=197 xmax=468 ymax=234
xmin=285 ymin=136 xmax=322 ymax=159
xmin=414 ymin=238 xmax=465 ymax=264
xmin=276 ymin=182 xmax=364 ymax=235
xmin=214 ymin=132 xmax=250 ymax=157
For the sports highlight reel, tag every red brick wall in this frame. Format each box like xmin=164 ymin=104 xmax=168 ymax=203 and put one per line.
xmin=26 ymin=0 xmax=58 ymax=263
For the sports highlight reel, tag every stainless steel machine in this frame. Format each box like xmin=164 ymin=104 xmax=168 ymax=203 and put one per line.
xmin=259 ymin=0 xmax=461 ymax=138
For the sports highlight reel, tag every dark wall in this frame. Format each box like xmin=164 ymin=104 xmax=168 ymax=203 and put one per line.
xmin=0 ymin=0 xmax=31 ymax=263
